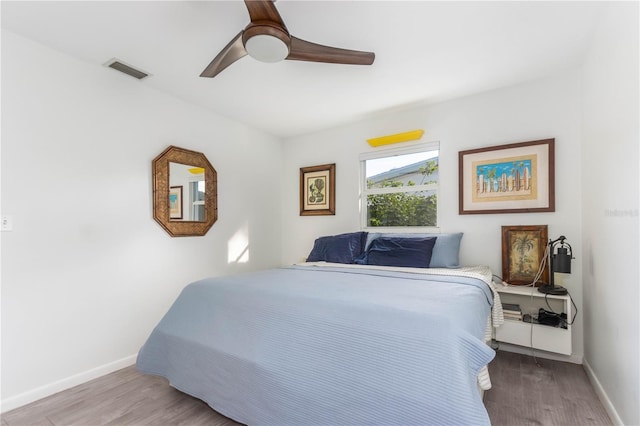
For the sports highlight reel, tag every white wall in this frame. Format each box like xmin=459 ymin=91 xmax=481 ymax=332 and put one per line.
xmin=282 ymin=70 xmax=584 ymax=360
xmin=581 ymin=2 xmax=639 ymax=425
xmin=0 ymin=30 xmax=283 ymax=410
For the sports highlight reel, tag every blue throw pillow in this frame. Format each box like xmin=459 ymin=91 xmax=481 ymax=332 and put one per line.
xmin=365 ymin=232 xmax=463 ymax=268
xmin=307 ymin=232 xmax=368 ymax=264
xmin=356 ymin=237 xmax=437 ymax=268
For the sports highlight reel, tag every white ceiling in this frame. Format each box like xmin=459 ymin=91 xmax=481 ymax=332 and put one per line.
xmin=1 ymin=1 xmax=604 ymax=138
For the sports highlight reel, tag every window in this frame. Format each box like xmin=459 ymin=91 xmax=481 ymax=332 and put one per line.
xmin=360 ymin=142 xmax=439 ymax=229
xmin=190 ymin=180 xmax=205 ymax=221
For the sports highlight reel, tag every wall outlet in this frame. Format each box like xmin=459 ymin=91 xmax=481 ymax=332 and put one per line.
xmin=1 ymin=215 xmax=13 ymax=231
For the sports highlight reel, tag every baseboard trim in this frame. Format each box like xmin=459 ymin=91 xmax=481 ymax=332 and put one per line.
xmin=0 ymin=354 xmax=137 ymax=413
xmin=583 ymin=358 xmax=623 ymax=426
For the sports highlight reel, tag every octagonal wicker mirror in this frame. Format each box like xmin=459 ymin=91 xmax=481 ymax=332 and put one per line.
xmin=152 ymin=146 xmax=218 ymax=237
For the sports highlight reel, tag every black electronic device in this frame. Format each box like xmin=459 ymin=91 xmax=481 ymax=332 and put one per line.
xmin=537 ymin=308 xmax=568 ymax=328
xmin=537 ymin=308 xmax=560 ymax=326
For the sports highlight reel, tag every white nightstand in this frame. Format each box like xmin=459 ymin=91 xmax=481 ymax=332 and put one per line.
xmin=494 ymin=284 xmax=572 ymax=355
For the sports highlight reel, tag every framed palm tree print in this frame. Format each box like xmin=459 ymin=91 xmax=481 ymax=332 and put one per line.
xmin=501 ymin=225 xmax=548 ymax=286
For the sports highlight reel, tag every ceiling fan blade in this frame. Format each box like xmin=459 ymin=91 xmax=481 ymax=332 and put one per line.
xmin=200 ymin=32 xmax=248 ymax=78
xmin=244 ymin=0 xmax=286 ymax=28
xmin=287 ymin=36 xmax=375 ymax=65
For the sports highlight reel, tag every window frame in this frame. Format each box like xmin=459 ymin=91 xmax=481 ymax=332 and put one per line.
xmin=359 ymin=141 xmax=440 ymax=232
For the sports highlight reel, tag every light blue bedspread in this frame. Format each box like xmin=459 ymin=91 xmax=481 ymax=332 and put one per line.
xmin=137 ymin=265 xmax=495 ymax=425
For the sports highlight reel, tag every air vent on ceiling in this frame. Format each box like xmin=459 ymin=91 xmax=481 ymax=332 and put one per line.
xmin=105 ymin=59 xmax=149 ymax=80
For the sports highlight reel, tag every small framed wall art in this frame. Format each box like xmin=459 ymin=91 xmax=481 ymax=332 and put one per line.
xmin=459 ymin=138 xmax=555 ymax=214
xmin=169 ymin=186 xmax=183 ymax=220
xmin=501 ymin=225 xmax=549 ymax=286
xmin=300 ymin=163 xmax=335 ymax=216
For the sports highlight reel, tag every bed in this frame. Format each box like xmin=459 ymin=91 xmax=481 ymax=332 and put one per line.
xmin=137 ymin=232 xmax=503 ymax=425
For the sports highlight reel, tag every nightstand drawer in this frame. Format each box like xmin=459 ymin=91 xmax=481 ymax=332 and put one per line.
xmin=495 ymin=319 xmax=571 ymax=355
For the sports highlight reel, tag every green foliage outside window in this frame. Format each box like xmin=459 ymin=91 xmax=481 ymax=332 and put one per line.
xmin=366 ymin=159 xmax=438 ymax=227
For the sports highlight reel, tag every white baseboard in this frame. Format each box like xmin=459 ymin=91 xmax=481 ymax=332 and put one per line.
xmin=495 ymin=341 xmax=584 ymax=364
xmin=583 ymin=359 xmax=623 ymax=426
xmin=0 ymin=354 xmax=137 ymax=413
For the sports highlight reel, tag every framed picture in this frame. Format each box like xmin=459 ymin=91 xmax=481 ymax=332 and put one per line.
xmin=459 ymin=138 xmax=555 ymax=214
xmin=169 ymin=186 xmax=183 ymax=220
xmin=300 ymin=163 xmax=335 ymax=216
xmin=501 ymin=225 xmax=548 ymax=286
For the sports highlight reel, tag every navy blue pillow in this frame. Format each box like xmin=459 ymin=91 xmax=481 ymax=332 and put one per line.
xmin=365 ymin=233 xmax=463 ymax=268
xmin=307 ymin=232 xmax=368 ymax=264
xmin=355 ymin=237 xmax=437 ymax=268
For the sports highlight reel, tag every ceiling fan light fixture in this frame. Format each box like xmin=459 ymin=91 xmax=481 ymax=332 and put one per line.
xmin=245 ymin=34 xmax=289 ymax=63
xmin=199 ymin=0 xmax=375 ymax=79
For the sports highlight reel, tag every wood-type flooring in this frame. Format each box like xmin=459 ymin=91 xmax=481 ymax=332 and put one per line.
xmin=2 ymin=350 xmax=612 ymax=426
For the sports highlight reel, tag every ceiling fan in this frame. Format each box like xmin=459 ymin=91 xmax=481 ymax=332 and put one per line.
xmin=200 ymin=0 xmax=375 ymax=79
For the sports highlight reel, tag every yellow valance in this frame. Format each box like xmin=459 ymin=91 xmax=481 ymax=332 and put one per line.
xmin=366 ymin=129 xmax=424 ymax=147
